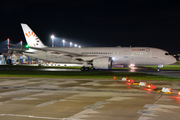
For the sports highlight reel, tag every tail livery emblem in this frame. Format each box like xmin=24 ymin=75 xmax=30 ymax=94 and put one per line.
xmin=21 ymin=23 xmax=46 ymax=48
xmin=25 ymin=31 xmax=39 ymax=47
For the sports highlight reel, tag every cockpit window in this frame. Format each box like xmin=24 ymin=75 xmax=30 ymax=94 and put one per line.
xmin=165 ymin=53 xmax=172 ymax=55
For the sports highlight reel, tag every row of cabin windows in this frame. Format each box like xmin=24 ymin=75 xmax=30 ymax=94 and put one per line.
xmin=131 ymin=53 xmax=148 ymax=55
xmin=81 ymin=52 xmax=119 ymax=55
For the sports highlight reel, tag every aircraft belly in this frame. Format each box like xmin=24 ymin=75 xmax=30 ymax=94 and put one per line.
xmin=116 ymin=56 xmax=130 ymax=64
xmin=145 ymin=58 xmax=163 ymax=65
xmin=130 ymin=56 xmax=163 ymax=65
xmin=131 ymin=56 xmax=146 ymax=64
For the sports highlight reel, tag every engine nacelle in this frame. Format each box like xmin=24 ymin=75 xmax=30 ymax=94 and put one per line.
xmin=93 ymin=57 xmax=112 ymax=69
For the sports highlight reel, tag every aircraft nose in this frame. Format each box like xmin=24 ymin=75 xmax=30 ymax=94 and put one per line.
xmin=164 ymin=56 xmax=176 ymax=65
xmin=169 ymin=56 xmax=176 ymax=64
xmin=172 ymin=57 xmax=177 ymax=64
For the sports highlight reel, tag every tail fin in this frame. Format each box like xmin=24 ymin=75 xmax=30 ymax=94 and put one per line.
xmin=21 ymin=23 xmax=46 ymax=48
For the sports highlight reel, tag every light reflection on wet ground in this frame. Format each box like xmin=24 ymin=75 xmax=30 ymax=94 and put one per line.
xmin=0 ymin=77 xmax=180 ymax=120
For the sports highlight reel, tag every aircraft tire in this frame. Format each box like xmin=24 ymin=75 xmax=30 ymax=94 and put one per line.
xmin=80 ymin=67 xmax=85 ymax=71
xmin=91 ymin=67 xmax=96 ymax=70
xmin=157 ymin=68 xmax=160 ymax=72
xmin=85 ymin=67 xmax=90 ymax=71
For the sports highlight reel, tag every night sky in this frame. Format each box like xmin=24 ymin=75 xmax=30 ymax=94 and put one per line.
xmin=0 ymin=0 xmax=180 ymax=54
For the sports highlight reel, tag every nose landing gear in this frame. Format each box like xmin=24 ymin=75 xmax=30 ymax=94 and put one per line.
xmin=157 ymin=65 xmax=163 ymax=72
xmin=157 ymin=68 xmax=160 ymax=72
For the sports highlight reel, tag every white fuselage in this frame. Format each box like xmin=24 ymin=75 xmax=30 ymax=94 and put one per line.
xmin=24 ymin=47 xmax=176 ymax=65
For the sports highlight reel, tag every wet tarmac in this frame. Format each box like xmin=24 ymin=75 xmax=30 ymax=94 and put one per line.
xmin=0 ymin=77 xmax=180 ymax=120
xmin=0 ymin=66 xmax=180 ymax=78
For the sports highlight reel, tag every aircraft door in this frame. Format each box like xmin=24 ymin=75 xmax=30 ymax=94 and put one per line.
xmin=153 ymin=51 xmax=158 ymax=58
xmin=123 ymin=50 xmax=130 ymax=64
xmin=124 ymin=50 xmax=129 ymax=58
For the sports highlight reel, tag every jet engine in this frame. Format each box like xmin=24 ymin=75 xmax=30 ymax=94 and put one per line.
xmin=93 ymin=57 xmax=112 ymax=69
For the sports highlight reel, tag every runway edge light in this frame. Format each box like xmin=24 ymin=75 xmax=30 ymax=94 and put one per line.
xmin=127 ymin=79 xmax=134 ymax=84
xmin=122 ymin=77 xmax=127 ymax=81
xmin=161 ymin=87 xmax=171 ymax=92
xmin=146 ymin=84 xmax=156 ymax=89
xmin=139 ymin=82 xmax=146 ymax=86
xmin=178 ymin=92 xmax=180 ymax=97
xmin=161 ymin=88 xmax=171 ymax=94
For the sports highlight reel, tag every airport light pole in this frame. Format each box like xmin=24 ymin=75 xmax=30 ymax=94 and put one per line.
xmin=75 ymin=44 xmax=77 ymax=47
xmin=7 ymin=38 xmax=9 ymax=53
xmin=62 ymin=39 xmax=65 ymax=47
xmin=70 ymin=42 xmax=72 ymax=47
xmin=51 ymin=35 xmax=54 ymax=47
xmin=20 ymin=40 xmax=22 ymax=49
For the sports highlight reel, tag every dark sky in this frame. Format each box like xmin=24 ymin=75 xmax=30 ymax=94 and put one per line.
xmin=0 ymin=0 xmax=180 ymax=54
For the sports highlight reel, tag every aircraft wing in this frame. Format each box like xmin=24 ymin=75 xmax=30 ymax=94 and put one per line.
xmin=29 ymin=46 xmax=95 ymax=57
xmin=9 ymin=44 xmax=25 ymax=48
xmin=9 ymin=43 xmax=97 ymax=61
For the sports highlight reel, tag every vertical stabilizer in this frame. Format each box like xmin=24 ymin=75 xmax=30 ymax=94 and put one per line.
xmin=21 ymin=23 xmax=46 ymax=48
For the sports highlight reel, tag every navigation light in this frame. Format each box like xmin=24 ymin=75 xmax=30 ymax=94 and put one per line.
xmin=25 ymin=45 xmax=29 ymax=48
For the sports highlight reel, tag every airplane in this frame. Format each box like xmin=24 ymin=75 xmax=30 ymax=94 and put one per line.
xmin=18 ymin=23 xmax=176 ymax=71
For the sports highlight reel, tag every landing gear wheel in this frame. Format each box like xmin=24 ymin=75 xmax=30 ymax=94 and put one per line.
xmin=91 ymin=67 xmax=96 ymax=70
xmin=157 ymin=68 xmax=160 ymax=72
xmin=80 ymin=67 xmax=85 ymax=71
xmin=85 ymin=67 xmax=90 ymax=71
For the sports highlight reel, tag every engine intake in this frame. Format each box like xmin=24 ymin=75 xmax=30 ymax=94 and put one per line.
xmin=93 ymin=57 xmax=112 ymax=69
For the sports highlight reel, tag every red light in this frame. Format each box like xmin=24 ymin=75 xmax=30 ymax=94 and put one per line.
xmin=145 ymin=84 xmax=156 ymax=89
xmin=127 ymin=79 xmax=134 ymax=84
xmin=113 ymin=77 xmax=116 ymax=79
xmin=178 ymin=92 xmax=180 ymax=96
xmin=130 ymin=80 xmax=134 ymax=84
xmin=127 ymin=79 xmax=131 ymax=82
xmin=151 ymin=85 xmax=156 ymax=89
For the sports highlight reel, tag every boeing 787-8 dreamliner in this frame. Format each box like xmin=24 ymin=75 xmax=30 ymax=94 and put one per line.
xmin=20 ymin=23 xmax=176 ymax=71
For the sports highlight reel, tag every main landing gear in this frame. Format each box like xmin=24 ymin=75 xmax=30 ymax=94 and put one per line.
xmin=80 ymin=67 xmax=90 ymax=71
